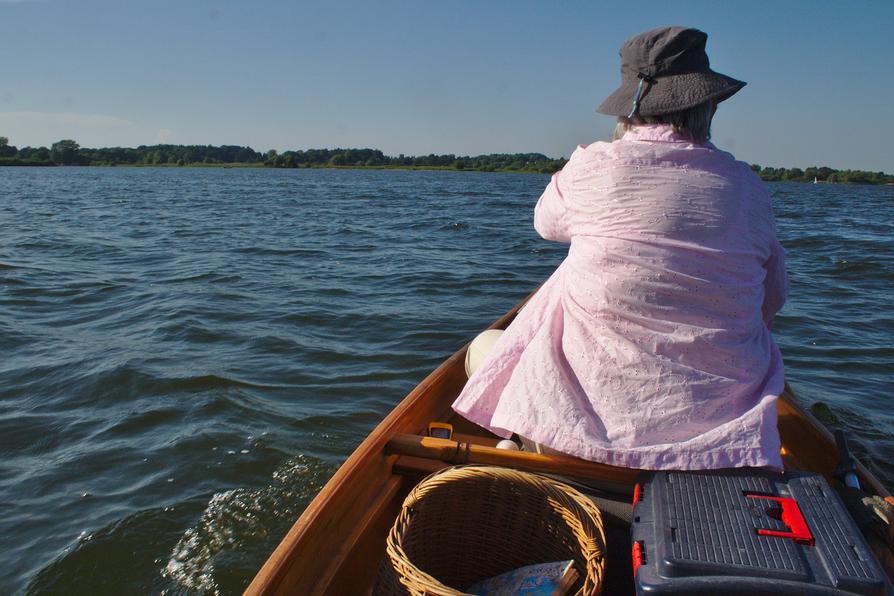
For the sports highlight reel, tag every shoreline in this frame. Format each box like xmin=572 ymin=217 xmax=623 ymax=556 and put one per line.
xmin=0 ymin=162 xmax=557 ymax=174
xmin=3 ymin=141 xmax=890 ymax=183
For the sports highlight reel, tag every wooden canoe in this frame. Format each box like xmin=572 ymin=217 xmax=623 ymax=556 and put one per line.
xmin=246 ymin=289 xmax=892 ymax=595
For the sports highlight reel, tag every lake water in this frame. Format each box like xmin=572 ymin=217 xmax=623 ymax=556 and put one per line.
xmin=2 ymin=167 xmax=892 ymax=594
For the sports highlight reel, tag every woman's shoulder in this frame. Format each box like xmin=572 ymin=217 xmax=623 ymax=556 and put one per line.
xmin=566 ymin=141 xmax=616 ymax=170
xmin=704 ymin=142 xmax=761 ymax=176
xmin=577 ymin=140 xmax=615 ymax=157
xmin=691 ymin=142 xmax=768 ymax=194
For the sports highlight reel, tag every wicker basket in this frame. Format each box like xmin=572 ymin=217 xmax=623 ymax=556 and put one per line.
xmin=377 ymin=465 xmax=606 ymax=595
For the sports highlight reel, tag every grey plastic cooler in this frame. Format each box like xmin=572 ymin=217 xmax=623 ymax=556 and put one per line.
xmin=631 ymin=469 xmax=891 ymax=595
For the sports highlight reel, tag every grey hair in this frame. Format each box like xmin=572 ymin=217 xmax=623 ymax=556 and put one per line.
xmin=613 ymin=100 xmax=715 ymax=143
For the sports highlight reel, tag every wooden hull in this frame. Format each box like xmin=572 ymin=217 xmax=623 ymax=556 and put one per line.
xmin=247 ymin=291 xmax=891 ymax=595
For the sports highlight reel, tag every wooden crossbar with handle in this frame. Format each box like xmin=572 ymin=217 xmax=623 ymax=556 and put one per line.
xmin=385 ymin=433 xmax=641 ymax=485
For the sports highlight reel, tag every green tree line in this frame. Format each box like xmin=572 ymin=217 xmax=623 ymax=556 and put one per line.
xmin=1 ymin=136 xmax=891 ymax=182
xmin=750 ymin=164 xmax=894 ymax=184
xmin=0 ymin=137 xmax=565 ymax=173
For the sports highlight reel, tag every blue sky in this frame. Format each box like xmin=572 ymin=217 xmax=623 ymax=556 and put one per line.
xmin=2 ymin=0 xmax=893 ymax=171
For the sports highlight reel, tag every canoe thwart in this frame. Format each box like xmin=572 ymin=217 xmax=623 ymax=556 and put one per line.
xmin=385 ymin=433 xmax=641 ymax=485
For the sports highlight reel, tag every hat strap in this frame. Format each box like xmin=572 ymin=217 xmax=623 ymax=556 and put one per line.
xmin=627 ymin=72 xmax=656 ymax=119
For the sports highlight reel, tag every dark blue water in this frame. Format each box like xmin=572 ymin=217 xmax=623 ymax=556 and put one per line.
xmin=1 ymin=167 xmax=892 ymax=594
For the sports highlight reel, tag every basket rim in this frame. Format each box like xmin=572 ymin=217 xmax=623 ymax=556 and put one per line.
xmin=385 ymin=464 xmax=607 ymax=595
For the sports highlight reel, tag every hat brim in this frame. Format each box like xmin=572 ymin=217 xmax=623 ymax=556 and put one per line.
xmin=596 ymin=70 xmax=745 ymax=117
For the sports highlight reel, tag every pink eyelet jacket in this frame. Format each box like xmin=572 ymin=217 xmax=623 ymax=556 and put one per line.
xmin=452 ymin=124 xmax=789 ymax=471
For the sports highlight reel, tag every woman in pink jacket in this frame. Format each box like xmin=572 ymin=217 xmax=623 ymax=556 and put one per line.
xmin=453 ymin=26 xmax=789 ymax=471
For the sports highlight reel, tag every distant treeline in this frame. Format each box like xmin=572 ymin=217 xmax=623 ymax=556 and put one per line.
xmin=0 ymin=137 xmax=565 ymax=173
xmin=750 ymin=164 xmax=894 ymax=185
xmin=1 ymin=136 xmax=892 ymax=183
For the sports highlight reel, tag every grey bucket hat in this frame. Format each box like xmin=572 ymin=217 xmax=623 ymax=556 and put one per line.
xmin=597 ymin=26 xmax=745 ymax=118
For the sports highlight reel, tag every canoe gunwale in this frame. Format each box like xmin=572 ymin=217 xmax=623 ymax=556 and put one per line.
xmin=778 ymin=383 xmax=889 ymax=498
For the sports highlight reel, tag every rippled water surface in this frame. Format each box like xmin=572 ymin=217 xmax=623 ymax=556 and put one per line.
xmin=2 ymin=167 xmax=892 ymax=594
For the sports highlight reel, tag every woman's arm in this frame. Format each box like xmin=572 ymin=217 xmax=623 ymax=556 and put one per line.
xmin=533 ymin=155 xmax=576 ymax=244
xmin=762 ymin=237 xmax=789 ymax=327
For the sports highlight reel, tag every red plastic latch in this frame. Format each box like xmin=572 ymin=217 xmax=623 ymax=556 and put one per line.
xmin=632 ymin=540 xmax=644 ymax=576
xmin=745 ymin=494 xmax=814 ymax=546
